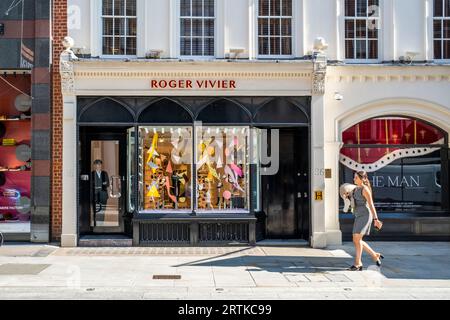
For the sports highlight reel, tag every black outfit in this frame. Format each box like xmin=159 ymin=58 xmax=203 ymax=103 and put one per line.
xmin=91 ymin=170 xmax=109 ymax=226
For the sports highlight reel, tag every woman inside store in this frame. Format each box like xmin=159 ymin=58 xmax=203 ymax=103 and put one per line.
xmin=348 ymin=170 xmax=384 ymax=271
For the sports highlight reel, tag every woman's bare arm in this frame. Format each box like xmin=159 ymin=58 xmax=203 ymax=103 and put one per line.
xmin=362 ymin=186 xmax=378 ymax=220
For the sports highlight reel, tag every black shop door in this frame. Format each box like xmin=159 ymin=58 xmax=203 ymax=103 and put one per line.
xmin=78 ymin=127 xmax=132 ymax=235
xmin=261 ymin=128 xmax=309 ymax=240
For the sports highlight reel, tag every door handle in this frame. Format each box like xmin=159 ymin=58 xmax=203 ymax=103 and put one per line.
xmin=297 ymin=192 xmax=302 ymax=198
xmin=109 ymin=175 xmax=122 ymax=198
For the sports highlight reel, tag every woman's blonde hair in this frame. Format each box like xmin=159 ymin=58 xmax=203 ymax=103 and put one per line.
xmin=355 ymin=170 xmax=372 ymax=194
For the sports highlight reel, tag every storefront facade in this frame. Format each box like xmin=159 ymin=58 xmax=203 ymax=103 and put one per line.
xmin=326 ymin=65 xmax=450 ymax=241
xmin=0 ymin=0 xmax=51 ymax=242
xmin=56 ymin=0 xmax=450 ymax=247
xmin=58 ymin=57 xmax=333 ymax=247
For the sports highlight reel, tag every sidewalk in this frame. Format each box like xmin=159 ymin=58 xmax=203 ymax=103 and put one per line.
xmin=0 ymin=242 xmax=449 ymax=300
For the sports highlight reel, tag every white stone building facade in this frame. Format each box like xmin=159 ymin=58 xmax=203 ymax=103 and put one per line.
xmin=60 ymin=0 xmax=450 ymax=247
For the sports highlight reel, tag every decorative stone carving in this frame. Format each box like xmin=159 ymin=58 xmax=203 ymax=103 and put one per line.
xmin=313 ymin=37 xmax=329 ymax=54
xmin=312 ymin=37 xmax=328 ymax=95
xmin=312 ymin=53 xmax=327 ymax=95
xmin=60 ymin=36 xmax=78 ymax=95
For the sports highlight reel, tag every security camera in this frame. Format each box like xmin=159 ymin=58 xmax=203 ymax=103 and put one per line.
xmin=334 ymin=92 xmax=344 ymax=101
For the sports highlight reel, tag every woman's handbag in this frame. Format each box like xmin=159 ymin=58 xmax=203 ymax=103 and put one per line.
xmin=374 ymin=220 xmax=383 ymax=232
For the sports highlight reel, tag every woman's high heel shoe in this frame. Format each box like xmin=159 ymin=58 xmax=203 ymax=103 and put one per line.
xmin=375 ymin=254 xmax=385 ymax=267
xmin=348 ymin=265 xmax=363 ymax=271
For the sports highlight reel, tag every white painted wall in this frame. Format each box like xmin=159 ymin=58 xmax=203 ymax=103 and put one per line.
xmin=67 ymin=0 xmax=447 ymax=62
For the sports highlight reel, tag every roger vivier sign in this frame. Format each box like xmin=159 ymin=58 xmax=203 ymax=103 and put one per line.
xmin=150 ymin=79 xmax=237 ymax=90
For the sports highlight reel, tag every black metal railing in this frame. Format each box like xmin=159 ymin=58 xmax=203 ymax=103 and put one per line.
xmin=139 ymin=222 xmax=190 ymax=244
xmin=199 ymin=222 xmax=249 ymax=243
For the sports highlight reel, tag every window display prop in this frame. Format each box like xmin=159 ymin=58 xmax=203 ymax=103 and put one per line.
xmin=196 ymin=127 xmax=249 ymax=211
xmin=0 ymin=122 xmax=32 ymax=222
xmin=0 ymin=76 xmax=32 ymax=225
xmin=139 ymin=127 xmax=192 ymax=211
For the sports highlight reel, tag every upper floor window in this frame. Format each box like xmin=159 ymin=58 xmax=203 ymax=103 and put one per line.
xmin=344 ymin=0 xmax=380 ymax=61
xmin=433 ymin=0 xmax=450 ymax=60
xmin=102 ymin=0 xmax=137 ymax=56
xmin=180 ymin=0 xmax=215 ymax=57
xmin=258 ymin=0 xmax=293 ymax=56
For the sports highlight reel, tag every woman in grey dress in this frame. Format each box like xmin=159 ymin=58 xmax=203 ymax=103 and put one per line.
xmin=348 ymin=170 xmax=384 ymax=271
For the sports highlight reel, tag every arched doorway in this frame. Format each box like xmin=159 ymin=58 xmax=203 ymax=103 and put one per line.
xmin=78 ymin=98 xmax=135 ymax=238
xmin=339 ymin=116 xmax=449 ymax=240
xmin=254 ymin=98 xmax=310 ymax=241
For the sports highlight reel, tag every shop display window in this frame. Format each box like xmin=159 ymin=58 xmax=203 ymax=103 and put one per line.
xmin=0 ymin=75 xmax=32 ymax=229
xmin=139 ymin=126 xmax=193 ymax=212
xmin=196 ymin=126 xmax=250 ymax=212
xmin=340 ymin=117 xmax=448 ymax=213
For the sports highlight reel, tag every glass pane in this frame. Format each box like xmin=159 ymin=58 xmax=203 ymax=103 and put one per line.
xmin=444 ymin=20 xmax=450 ymax=38
xmin=103 ymin=0 xmax=113 ymax=15
xmin=192 ymin=37 xmax=203 ymax=55
xmin=116 ymin=37 xmax=125 ymax=55
xmin=127 ymin=18 xmax=136 ymax=36
xmin=434 ymin=20 xmax=442 ymax=38
xmin=90 ymin=141 xmax=120 ymax=227
xmin=127 ymin=128 xmax=135 ymax=213
xmin=345 ymin=20 xmax=355 ymax=38
xmin=259 ymin=0 xmax=269 ymax=16
xmin=114 ymin=0 xmax=125 ymax=16
xmin=368 ymin=0 xmax=379 ymax=17
xmin=181 ymin=0 xmax=191 ymax=16
xmin=355 ymin=40 xmax=366 ymax=59
xmin=368 ymin=40 xmax=378 ymax=59
xmin=271 ymin=0 xmax=281 ymax=16
xmin=270 ymin=37 xmax=281 ymax=55
xmin=181 ymin=19 xmax=191 ymax=36
xmin=192 ymin=0 xmax=203 ymax=16
xmin=103 ymin=37 xmax=114 ymax=54
xmin=281 ymin=18 xmax=291 ymax=35
xmin=356 ymin=19 xmax=366 ymax=38
xmin=126 ymin=37 xmax=136 ymax=55
xmin=103 ymin=18 xmax=114 ymax=36
xmin=204 ymin=0 xmax=215 ymax=17
xmin=342 ymin=118 xmax=445 ymax=145
xmin=258 ymin=18 xmax=269 ymax=36
xmin=181 ymin=37 xmax=191 ymax=55
xmin=192 ymin=19 xmax=202 ymax=36
xmin=204 ymin=19 xmax=214 ymax=37
xmin=282 ymin=0 xmax=292 ymax=16
xmin=434 ymin=40 xmax=442 ymax=59
xmin=357 ymin=0 xmax=367 ymax=17
xmin=345 ymin=40 xmax=355 ymax=59
xmin=446 ymin=0 xmax=450 ymax=16
xmin=281 ymin=37 xmax=292 ymax=55
xmin=259 ymin=37 xmax=269 ymax=55
xmin=345 ymin=0 xmax=356 ymax=16
xmin=126 ymin=0 xmax=136 ymax=16
xmin=444 ymin=40 xmax=450 ymax=59
xmin=368 ymin=19 xmax=378 ymax=38
xmin=114 ymin=18 xmax=125 ymax=36
xmin=139 ymin=127 xmax=193 ymax=212
xmin=270 ymin=18 xmax=280 ymax=36
xmin=204 ymin=37 xmax=214 ymax=56
xmin=434 ymin=0 xmax=443 ymax=17
xmin=196 ymin=127 xmax=250 ymax=211
xmin=340 ymin=150 xmax=444 ymax=212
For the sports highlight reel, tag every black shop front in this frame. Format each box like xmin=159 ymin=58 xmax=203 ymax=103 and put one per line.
xmin=77 ymin=96 xmax=311 ymax=246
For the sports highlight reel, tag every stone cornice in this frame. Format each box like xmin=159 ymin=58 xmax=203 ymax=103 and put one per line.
xmin=327 ymin=74 xmax=450 ymax=83
xmin=72 ymin=60 xmax=314 ymax=79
